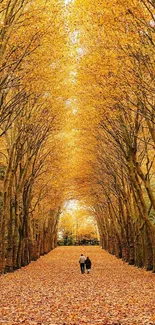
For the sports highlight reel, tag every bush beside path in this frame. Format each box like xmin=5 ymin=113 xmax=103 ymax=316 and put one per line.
xmin=0 ymin=246 xmax=155 ymax=325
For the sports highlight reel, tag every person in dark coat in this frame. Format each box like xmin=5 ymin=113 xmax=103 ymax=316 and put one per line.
xmin=85 ymin=256 xmax=91 ymax=274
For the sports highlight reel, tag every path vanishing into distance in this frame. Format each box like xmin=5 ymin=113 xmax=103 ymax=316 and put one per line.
xmin=0 ymin=246 xmax=155 ymax=325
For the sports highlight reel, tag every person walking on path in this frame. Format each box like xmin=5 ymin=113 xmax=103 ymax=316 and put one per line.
xmin=85 ymin=256 xmax=91 ymax=274
xmin=79 ymin=254 xmax=86 ymax=274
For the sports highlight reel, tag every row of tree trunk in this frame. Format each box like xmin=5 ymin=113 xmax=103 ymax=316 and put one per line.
xmin=85 ymin=1 xmax=155 ymax=271
xmin=0 ymin=0 xmax=62 ymax=274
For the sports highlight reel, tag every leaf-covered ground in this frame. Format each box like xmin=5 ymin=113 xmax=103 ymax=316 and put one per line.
xmin=0 ymin=246 xmax=155 ymax=325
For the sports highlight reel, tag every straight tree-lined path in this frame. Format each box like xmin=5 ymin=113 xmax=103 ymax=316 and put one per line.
xmin=0 ymin=246 xmax=155 ymax=325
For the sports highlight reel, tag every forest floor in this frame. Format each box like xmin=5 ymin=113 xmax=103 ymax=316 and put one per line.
xmin=0 ymin=246 xmax=155 ymax=325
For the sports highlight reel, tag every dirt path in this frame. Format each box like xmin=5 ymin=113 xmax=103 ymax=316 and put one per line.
xmin=0 ymin=246 xmax=155 ymax=325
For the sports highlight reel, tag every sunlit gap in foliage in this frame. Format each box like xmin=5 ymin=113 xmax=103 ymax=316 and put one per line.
xmin=65 ymin=97 xmax=78 ymax=115
xmin=57 ymin=200 xmax=99 ymax=246
xmin=64 ymin=0 xmax=74 ymax=5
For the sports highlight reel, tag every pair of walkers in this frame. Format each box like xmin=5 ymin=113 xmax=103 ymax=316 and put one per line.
xmin=79 ymin=254 xmax=91 ymax=274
